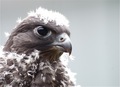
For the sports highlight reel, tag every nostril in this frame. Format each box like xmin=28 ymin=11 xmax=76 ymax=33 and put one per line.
xmin=60 ymin=37 xmax=65 ymax=42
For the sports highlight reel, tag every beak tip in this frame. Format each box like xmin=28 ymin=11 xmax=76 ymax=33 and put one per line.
xmin=69 ymin=50 xmax=72 ymax=55
xmin=66 ymin=47 xmax=72 ymax=55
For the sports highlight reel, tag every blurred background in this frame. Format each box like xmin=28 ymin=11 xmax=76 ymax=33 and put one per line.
xmin=0 ymin=0 xmax=119 ymax=87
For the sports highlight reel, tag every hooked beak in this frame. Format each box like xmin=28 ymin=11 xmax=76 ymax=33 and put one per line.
xmin=52 ymin=33 xmax=72 ymax=55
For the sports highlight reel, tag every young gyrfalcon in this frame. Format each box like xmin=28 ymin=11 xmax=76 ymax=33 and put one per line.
xmin=0 ymin=7 xmax=76 ymax=87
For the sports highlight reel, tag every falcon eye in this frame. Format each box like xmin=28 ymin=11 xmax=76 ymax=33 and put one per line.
xmin=34 ymin=26 xmax=51 ymax=38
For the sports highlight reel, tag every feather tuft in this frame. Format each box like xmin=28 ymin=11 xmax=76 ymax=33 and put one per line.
xmin=28 ymin=7 xmax=69 ymax=27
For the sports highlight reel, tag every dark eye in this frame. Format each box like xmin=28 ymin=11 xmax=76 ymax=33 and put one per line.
xmin=34 ymin=26 xmax=51 ymax=38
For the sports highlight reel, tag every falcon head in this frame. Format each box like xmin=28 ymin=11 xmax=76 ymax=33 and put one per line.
xmin=3 ymin=7 xmax=72 ymax=61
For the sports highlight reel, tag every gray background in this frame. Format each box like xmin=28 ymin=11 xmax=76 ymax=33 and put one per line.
xmin=0 ymin=0 xmax=119 ymax=87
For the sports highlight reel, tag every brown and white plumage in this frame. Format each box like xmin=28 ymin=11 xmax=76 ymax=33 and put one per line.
xmin=0 ymin=7 xmax=77 ymax=87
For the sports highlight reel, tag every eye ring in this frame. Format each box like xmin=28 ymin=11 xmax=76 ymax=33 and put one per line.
xmin=34 ymin=26 xmax=52 ymax=38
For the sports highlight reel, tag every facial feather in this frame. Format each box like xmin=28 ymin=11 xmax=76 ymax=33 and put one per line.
xmin=3 ymin=7 xmax=71 ymax=60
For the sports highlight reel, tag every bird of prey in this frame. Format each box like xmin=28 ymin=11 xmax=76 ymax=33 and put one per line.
xmin=0 ymin=7 xmax=76 ymax=87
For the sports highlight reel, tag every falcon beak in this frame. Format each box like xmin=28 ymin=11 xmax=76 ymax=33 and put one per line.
xmin=52 ymin=33 xmax=72 ymax=55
